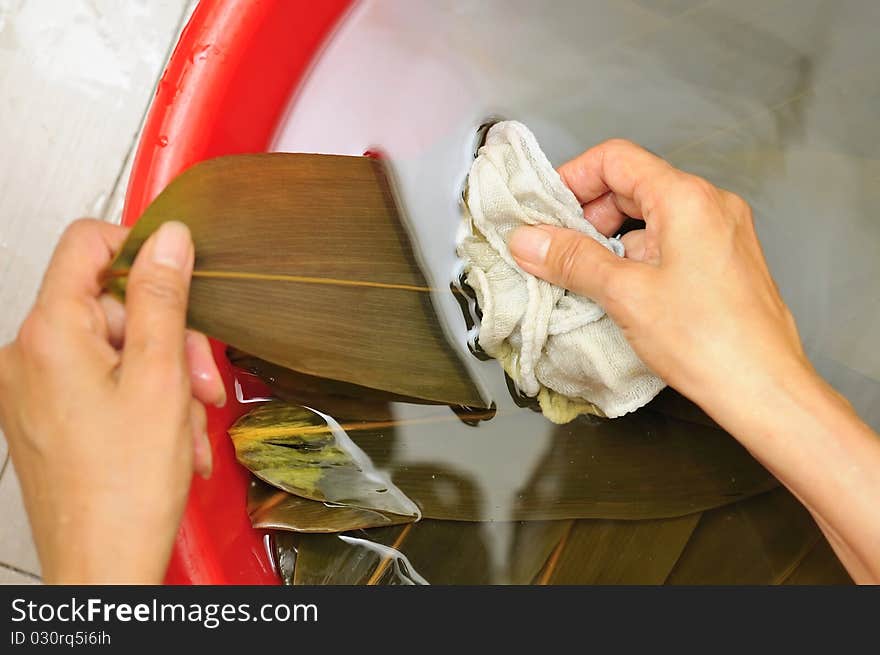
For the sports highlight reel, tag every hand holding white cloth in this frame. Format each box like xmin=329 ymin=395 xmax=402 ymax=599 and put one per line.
xmin=457 ymin=121 xmax=665 ymax=422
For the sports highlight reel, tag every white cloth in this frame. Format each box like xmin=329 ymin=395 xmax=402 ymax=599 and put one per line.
xmin=457 ymin=121 xmax=665 ymax=422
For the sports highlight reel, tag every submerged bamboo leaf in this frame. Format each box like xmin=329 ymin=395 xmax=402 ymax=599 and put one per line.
xmin=230 ymin=402 xmax=420 ymax=518
xmin=283 ymin=516 xmax=697 ymax=585
xmin=248 ymin=477 xmax=415 ymax=533
xmin=507 ymin=521 xmax=574 ymax=584
xmin=228 ymin=349 xmax=446 ymax=421
xmin=538 ymin=515 xmax=700 ymax=585
xmin=289 ymin=520 xmax=552 ymax=585
xmin=235 ymin=401 xmax=776 ymax=522
xmin=502 ymin=410 xmax=776 ymax=521
xmin=388 ymin=521 xmax=493 ymax=584
xmin=292 ymin=526 xmax=417 ymax=585
xmin=782 ymin=538 xmax=853 ymax=585
xmin=666 ymin=487 xmax=821 ymax=584
xmin=106 ymin=153 xmax=484 ymax=407
xmin=272 ymin=532 xmax=299 ymax=585
xmin=646 ymin=388 xmax=721 ymax=430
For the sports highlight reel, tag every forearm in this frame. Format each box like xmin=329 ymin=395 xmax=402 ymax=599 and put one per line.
xmin=697 ymin=364 xmax=880 ymax=583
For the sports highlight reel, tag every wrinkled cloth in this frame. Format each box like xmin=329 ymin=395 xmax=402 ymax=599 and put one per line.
xmin=457 ymin=121 xmax=665 ymax=422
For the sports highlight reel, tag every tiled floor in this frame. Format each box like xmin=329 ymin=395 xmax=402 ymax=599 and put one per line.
xmin=0 ymin=0 xmax=195 ymax=582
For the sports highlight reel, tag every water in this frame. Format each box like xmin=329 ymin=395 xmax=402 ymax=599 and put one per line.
xmin=258 ymin=0 xmax=875 ymax=583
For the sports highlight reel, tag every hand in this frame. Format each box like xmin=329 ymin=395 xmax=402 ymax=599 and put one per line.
xmin=0 ymin=219 xmax=225 ymax=583
xmin=509 ymin=139 xmax=880 ymax=583
xmin=508 ymin=139 xmax=810 ymax=416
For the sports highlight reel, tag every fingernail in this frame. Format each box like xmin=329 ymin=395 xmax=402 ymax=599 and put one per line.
xmin=214 ymin=387 xmax=227 ymax=409
xmin=509 ymin=226 xmax=551 ymax=265
xmin=152 ymin=221 xmax=191 ymax=270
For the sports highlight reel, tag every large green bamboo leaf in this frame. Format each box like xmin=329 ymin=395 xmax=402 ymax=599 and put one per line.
xmin=666 ymin=488 xmax=821 ymax=584
xmin=538 ymin=515 xmax=700 ymax=585
xmin=233 ymin=401 xmax=777 ymax=521
xmin=248 ymin=477 xmax=415 ymax=533
xmin=105 ymin=153 xmax=484 ymax=407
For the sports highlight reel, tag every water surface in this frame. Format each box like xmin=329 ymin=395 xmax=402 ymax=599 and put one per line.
xmin=263 ymin=0 xmax=875 ymax=584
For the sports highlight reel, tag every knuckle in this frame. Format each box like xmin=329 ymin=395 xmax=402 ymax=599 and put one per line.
xmin=17 ymin=312 xmax=54 ymax=360
xmin=601 ymin=137 xmax=637 ymax=152
xmin=61 ymin=218 xmax=100 ymax=243
xmin=684 ymin=175 xmax=720 ymax=204
xmin=599 ymin=139 xmax=637 ymax=170
xmin=724 ymin=190 xmax=754 ymax=223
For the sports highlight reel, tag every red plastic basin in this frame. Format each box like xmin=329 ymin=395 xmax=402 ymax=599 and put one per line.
xmin=122 ymin=0 xmax=352 ymax=585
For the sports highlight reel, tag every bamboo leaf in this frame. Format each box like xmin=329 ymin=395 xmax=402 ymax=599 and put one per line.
xmin=234 ymin=401 xmax=777 ymax=522
xmin=282 ymin=516 xmax=696 ymax=585
xmin=502 ymin=410 xmax=776 ymax=521
xmin=646 ymin=388 xmax=721 ymax=430
xmin=292 ymin=526 xmax=418 ymax=585
xmin=272 ymin=531 xmax=299 ymax=585
xmin=507 ymin=521 xmax=575 ymax=584
xmin=230 ymin=402 xmax=421 ymax=518
xmin=248 ymin=477 xmax=415 ymax=533
xmin=106 ymin=153 xmax=484 ymax=407
xmin=538 ymin=515 xmax=700 ymax=585
xmin=666 ymin=487 xmax=821 ymax=584
xmin=287 ymin=520 xmax=559 ymax=585
xmin=228 ymin=349 xmax=445 ymax=421
xmin=391 ymin=521 xmax=493 ymax=584
xmin=782 ymin=538 xmax=854 ymax=585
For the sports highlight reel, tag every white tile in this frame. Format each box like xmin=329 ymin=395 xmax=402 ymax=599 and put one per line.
xmin=0 ymin=563 xmax=40 ymax=584
xmin=0 ymin=462 xmax=40 ymax=576
xmin=0 ymin=0 xmax=192 ymax=581
xmin=0 ymin=0 xmax=191 ymax=344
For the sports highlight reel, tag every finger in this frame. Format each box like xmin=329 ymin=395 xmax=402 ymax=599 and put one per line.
xmin=98 ymin=294 xmax=126 ymax=349
xmin=39 ymin=219 xmax=129 ymax=306
xmin=581 ymin=191 xmax=627 ymax=237
xmin=185 ymin=331 xmax=226 ymax=408
xmin=190 ymin=398 xmax=212 ymax=480
xmin=620 ymin=229 xmax=649 ymax=262
xmin=120 ymin=221 xmax=194 ymax=390
xmin=558 ymin=139 xmax=678 ymax=222
xmin=509 ymin=224 xmax=632 ymax=305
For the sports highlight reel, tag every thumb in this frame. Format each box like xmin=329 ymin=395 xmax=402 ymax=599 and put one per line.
xmin=508 ymin=225 xmax=629 ymax=304
xmin=120 ymin=221 xmax=194 ymax=388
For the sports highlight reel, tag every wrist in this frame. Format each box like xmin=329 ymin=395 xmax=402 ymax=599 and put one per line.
xmin=686 ymin=353 xmax=820 ymax=435
xmin=691 ymin=356 xmax=880 ymax=582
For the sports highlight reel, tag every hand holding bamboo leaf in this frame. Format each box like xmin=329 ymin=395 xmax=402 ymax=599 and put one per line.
xmin=0 ymin=219 xmax=224 ymax=583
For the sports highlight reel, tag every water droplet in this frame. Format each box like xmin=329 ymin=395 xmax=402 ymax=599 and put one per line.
xmin=191 ymin=44 xmax=214 ymax=63
xmin=157 ymin=135 xmax=168 ymax=147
